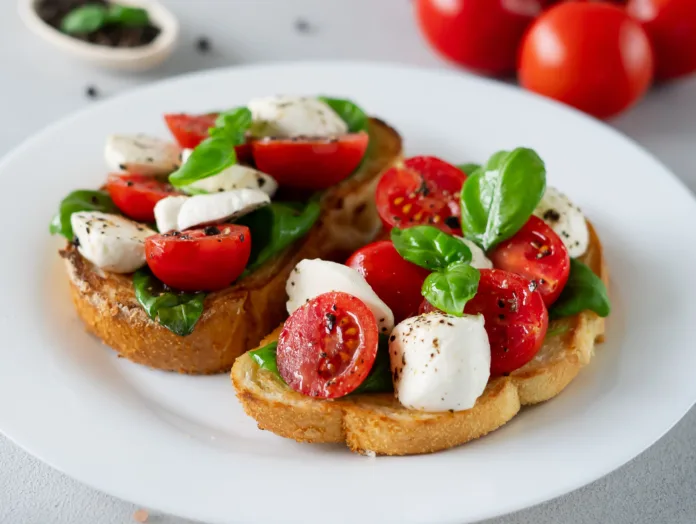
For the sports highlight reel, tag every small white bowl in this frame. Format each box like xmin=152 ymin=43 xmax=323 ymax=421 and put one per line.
xmin=18 ymin=0 xmax=179 ymax=71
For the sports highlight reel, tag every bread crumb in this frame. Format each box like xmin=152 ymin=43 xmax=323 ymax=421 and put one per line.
xmin=363 ymin=449 xmax=376 ymax=458
xmin=133 ymin=509 xmax=149 ymax=522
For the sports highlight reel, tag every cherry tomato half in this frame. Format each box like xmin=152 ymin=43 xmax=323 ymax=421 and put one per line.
xmin=415 ymin=0 xmax=544 ymax=76
xmin=627 ymin=0 xmax=696 ymax=81
xmin=518 ymin=2 xmax=654 ymax=119
xmin=375 ymin=156 xmax=466 ymax=235
xmin=251 ymin=132 xmax=369 ymax=190
xmin=421 ymin=268 xmax=548 ymax=375
xmin=488 ymin=216 xmax=570 ymax=306
xmin=164 ymin=113 xmax=252 ymax=163
xmin=145 ymin=225 xmax=251 ymax=292
xmin=346 ymin=240 xmax=430 ymax=323
xmin=277 ymin=291 xmax=379 ymax=399
xmin=106 ymin=174 xmax=179 ymax=223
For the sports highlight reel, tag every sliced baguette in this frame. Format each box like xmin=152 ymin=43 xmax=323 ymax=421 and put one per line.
xmin=231 ymin=222 xmax=607 ymax=455
xmin=60 ymin=118 xmax=402 ymax=375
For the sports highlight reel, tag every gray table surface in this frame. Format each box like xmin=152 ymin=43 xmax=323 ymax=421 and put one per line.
xmin=1 ymin=1 xmax=695 ymax=523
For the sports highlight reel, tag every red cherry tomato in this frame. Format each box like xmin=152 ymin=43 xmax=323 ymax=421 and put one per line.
xmin=277 ymin=291 xmax=379 ymax=399
xmin=346 ymin=240 xmax=430 ymax=323
xmin=518 ymin=2 xmax=654 ymax=119
xmin=145 ymin=225 xmax=251 ymax=292
xmin=627 ymin=0 xmax=696 ymax=81
xmin=421 ymin=268 xmax=548 ymax=375
xmin=488 ymin=216 xmax=570 ymax=306
xmin=106 ymin=174 xmax=179 ymax=223
xmin=250 ymin=132 xmax=369 ymax=190
xmin=415 ymin=0 xmax=544 ymax=76
xmin=164 ymin=113 xmax=252 ymax=163
xmin=375 ymin=156 xmax=466 ymax=235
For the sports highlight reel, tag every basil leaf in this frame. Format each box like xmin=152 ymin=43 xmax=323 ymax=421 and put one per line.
xmin=549 ymin=259 xmax=610 ymax=320
xmin=248 ymin=335 xmax=394 ymax=395
xmin=422 ymin=262 xmax=480 ymax=317
xmin=391 ymin=226 xmax=471 ymax=271
xmin=457 ymin=163 xmax=481 ymax=175
xmin=249 ymin=341 xmax=279 ymax=375
xmin=353 ymin=334 xmax=393 ymax=394
xmin=61 ymin=4 xmax=107 ymax=34
xmin=237 ymin=198 xmax=321 ymax=273
xmin=106 ymin=4 xmax=149 ymax=27
xmin=318 ymin=97 xmax=368 ymax=133
xmin=133 ymin=268 xmax=205 ymax=336
xmin=210 ymin=107 xmax=253 ymax=146
xmin=169 ymin=137 xmax=237 ymax=187
xmin=49 ymin=190 xmax=118 ymax=239
xmin=545 ymin=323 xmax=570 ymax=338
xmin=460 ymin=147 xmax=546 ymax=251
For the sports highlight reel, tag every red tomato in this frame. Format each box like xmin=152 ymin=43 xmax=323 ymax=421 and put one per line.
xmin=164 ymin=113 xmax=252 ymax=163
xmin=421 ymin=269 xmax=548 ymax=375
xmin=106 ymin=174 xmax=179 ymax=223
xmin=145 ymin=225 xmax=251 ymax=292
xmin=375 ymin=156 xmax=466 ymax=235
xmin=627 ymin=0 xmax=696 ymax=81
xmin=488 ymin=216 xmax=570 ymax=306
xmin=518 ymin=2 xmax=654 ymax=119
xmin=251 ymin=132 xmax=369 ymax=190
xmin=415 ymin=0 xmax=544 ymax=76
xmin=277 ymin=291 xmax=379 ymax=399
xmin=346 ymin=240 xmax=430 ymax=323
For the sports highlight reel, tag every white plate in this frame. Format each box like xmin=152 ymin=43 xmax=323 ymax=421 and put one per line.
xmin=1 ymin=62 xmax=695 ymax=524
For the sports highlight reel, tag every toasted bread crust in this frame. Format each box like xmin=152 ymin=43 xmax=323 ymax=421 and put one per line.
xmin=61 ymin=118 xmax=403 ymax=374
xmin=231 ymin=223 xmax=607 ymax=455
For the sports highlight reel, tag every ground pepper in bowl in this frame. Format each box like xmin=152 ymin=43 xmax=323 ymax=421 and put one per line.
xmin=36 ymin=0 xmax=161 ymax=48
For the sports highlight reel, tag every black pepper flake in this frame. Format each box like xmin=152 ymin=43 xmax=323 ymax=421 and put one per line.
xmin=543 ymin=209 xmax=561 ymax=222
xmin=196 ymin=37 xmax=211 ymax=53
xmin=91 ymin=196 xmax=99 ymax=204
xmin=390 ymin=335 xmax=395 ymax=342
xmin=72 ymin=236 xmax=80 ymax=247
xmin=497 ymin=299 xmax=505 ymax=308
xmin=498 ymin=314 xmax=505 ymax=320
xmin=119 ymin=163 xmax=126 ymax=171
xmin=257 ymin=176 xmax=266 ymax=187
xmin=444 ymin=216 xmax=460 ymax=230
xmin=320 ymin=352 xmax=327 ymax=358
xmin=415 ymin=177 xmax=431 ymax=196
xmin=528 ymin=280 xmax=538 ymax=292
xmin=85 ymin=85 xmax=99 ymax=99
xmin=240 ymin=234 xmax=245 ymax=242
xmin=204 ymin=225 xmax=220 ymax=236
xmin=325 ymin=313 xmax=337 ymax=331
xmin=126 ymin=181 xmax=134 ymax=187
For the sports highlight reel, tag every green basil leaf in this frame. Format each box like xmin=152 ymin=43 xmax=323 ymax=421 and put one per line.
xmin=545 ymin=323 xmax=571 ymax=338
xmin=248 ymin=335 xmax=394 ymax=395
xmin=457 ymin=163 xmax=481 ymax=175
xmin=353 ymin=334 xmax=393 ymax=394
xmin=236 ymin=198 xmax=321 ymax=273
xmin=249 ymin=341 xmax=279 ymax=375
xmin=61 ymin=4 xmax=108 ymax=34
xmin=460 ymin=147 xmax=546 ymax=251
xmin=106 ymin=4 xmax=149 ymax=27
xmin=133 ymin=268 xmax=205 ymax=336
xmin=422 ymin=262 xmax=480 ymax=317
xmin=549 ymin=259 xmax=610 ymax=320
xmin=210 ymin=107 xmax=253 ymax=146
xmin=391 ymin=226 xmax=471 ymax=271
xmin=318 ymin=97 xmax=369 ymax=133
xmin=49 ymin=190 xmax=118 ymax=239
xmin=169 ymin=137 xmax=237 ymax=187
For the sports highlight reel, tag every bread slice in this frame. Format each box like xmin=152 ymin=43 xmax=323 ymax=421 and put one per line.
xmin=60 ymin=118 xmax=402 ymax=375
xmin=231 ymin=222 xmax=607 ymax=455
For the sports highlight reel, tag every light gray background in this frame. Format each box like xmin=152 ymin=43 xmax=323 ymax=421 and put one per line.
xmin=1 ymin=1 xmax=695 ymax=523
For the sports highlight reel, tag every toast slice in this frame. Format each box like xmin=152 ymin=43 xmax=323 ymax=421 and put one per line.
xmin=231 ymin=222 xmax=607 ymax=455
xmin=60 ymin=118 xmax=402 ymax=375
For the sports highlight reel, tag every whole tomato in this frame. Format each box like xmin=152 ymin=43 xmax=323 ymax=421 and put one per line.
xmin=415 ymin=0 xmax=544 ymax=76
xmin=518 ymin=2 xmax=654 ymax=119
xmin=627 ymin=0 xmax=696 ymax=81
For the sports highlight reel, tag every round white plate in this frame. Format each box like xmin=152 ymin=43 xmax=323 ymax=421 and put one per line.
xmin=1 ymin=63 xmax=695 ymax=524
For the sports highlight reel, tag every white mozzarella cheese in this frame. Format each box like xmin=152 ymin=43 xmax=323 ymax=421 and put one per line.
xmin=182 ymin=164 xmax=278 ymax=197
xmin=154 ymin=195 xmax=188 ymax=234
xmin=248 ymin=96 xmax=348 ymax=138
xmin=286 ymin=259 xmax=394 ymax=334
xmin=176 ymin=189 xmax=270 ymax=231
xmin=70 ymin=211 xmax=155 ymax=273
xmin=105 ymin=134 xmax=181 ymax=176
xmin=457 ymin=237 xmax=493 ymax=269
xmin=533 ymin=186 xmax=589 ymax=258
xmin=389 ymin=313 xmax=491 ymax=412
